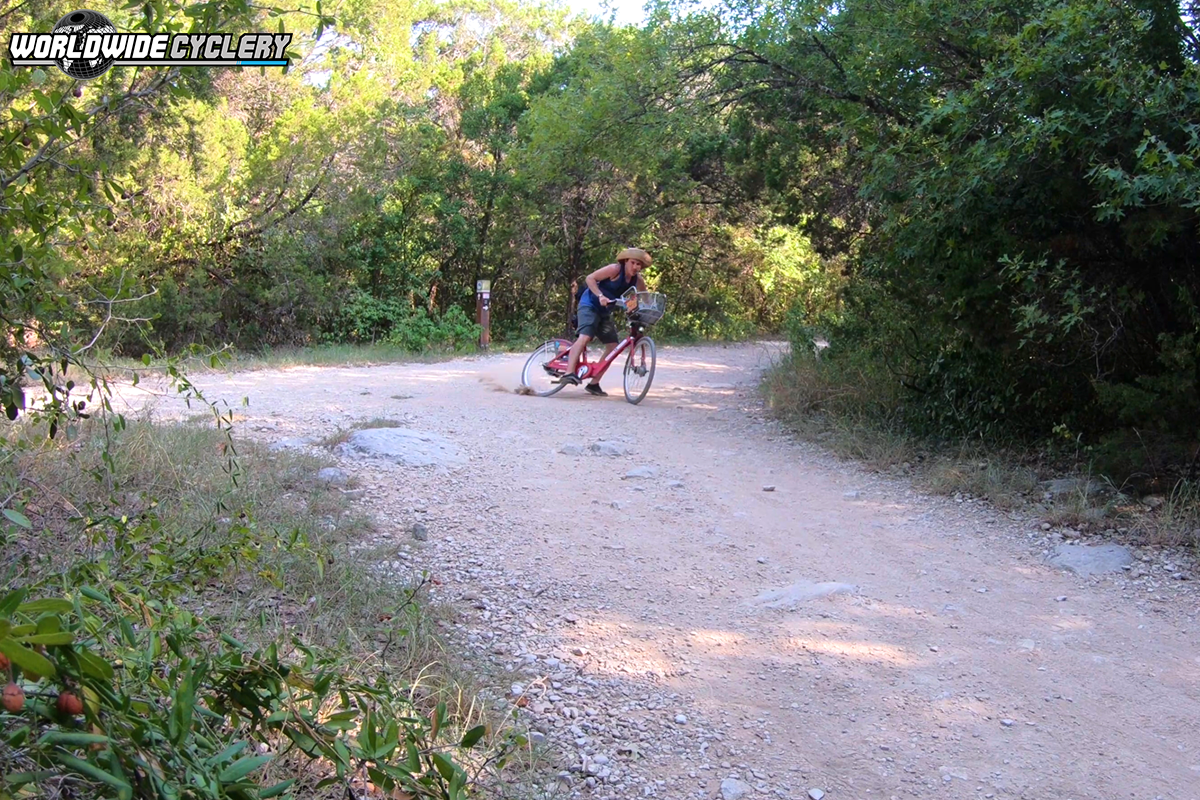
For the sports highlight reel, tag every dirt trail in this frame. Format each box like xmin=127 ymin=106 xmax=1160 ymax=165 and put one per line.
xmin=117 ymin=343 xmax=1200 ymax=800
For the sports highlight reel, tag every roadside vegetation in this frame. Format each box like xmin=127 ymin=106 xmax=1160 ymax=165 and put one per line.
xmin=746 ymin=1 xmax=1200 ymax=550
xmin=0 ymin=385 xmax=536 ymax=797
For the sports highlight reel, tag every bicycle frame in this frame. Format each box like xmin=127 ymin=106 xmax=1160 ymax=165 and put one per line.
xmin=576 ymin=330 xmax=640 ymax=383
xmin=540 ymin=312 xmax=650 ymax=384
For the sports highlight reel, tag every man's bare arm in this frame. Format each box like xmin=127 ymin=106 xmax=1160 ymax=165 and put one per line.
xmin=586 ymin=264 xmax=620 ymax=305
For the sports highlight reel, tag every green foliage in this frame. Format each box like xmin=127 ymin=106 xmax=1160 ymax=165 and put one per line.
xmin=695 ymin=0 xmax=1200 ymax=463
xmin=0 ymin=408 xmax=512 ymax=799
xmin=325 ymin=294 xmax=480 ymax=351
xmin=0 ymin=583 xmax=499 ymax=800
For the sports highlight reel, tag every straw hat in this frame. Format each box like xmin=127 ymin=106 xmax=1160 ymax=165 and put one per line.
xmin=616 ymin=247 xmax=652 ymax=266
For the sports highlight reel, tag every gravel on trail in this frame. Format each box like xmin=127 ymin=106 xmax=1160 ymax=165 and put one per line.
xmin=113 ymin=342 xmax=1200 ymax=800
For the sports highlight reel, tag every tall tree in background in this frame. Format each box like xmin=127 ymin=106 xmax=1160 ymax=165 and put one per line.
xmin=672 ymin=0 xmax=1199 ymax=446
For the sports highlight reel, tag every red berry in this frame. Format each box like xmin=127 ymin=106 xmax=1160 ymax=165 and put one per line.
xmin=1 ymin=683 xmax=24 ymax=713
xmin=56 ymin=691 xmax=83 ymax=716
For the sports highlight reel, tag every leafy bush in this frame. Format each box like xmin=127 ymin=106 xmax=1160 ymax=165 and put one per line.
xmin=0 ymin=401 xmax=514 ymax=799
xmin=325 ymin=293 xmax=480 ymax=352
xmin=0 ymin=581 xmax=498 ymax=800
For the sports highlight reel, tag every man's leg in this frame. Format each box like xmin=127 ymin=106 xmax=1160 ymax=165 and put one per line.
xmin=585 ymin=314 xmax=619 ymax=395
xmin=566 ymin=333 xmax=592 ymax=375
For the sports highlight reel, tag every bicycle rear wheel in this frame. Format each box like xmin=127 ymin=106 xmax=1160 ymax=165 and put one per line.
xmin=521 ymin=340 xmax=573 ymax=397
xmin=623 ymin=336 xmax=656 ymax=404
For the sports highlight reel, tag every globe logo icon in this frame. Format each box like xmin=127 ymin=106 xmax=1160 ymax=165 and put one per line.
xmin=52 ymin=9 xmax=118 ymax=80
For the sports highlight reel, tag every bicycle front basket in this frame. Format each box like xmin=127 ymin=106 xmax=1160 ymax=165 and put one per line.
xmin=628 ymin=291 xmax=667 ymax=326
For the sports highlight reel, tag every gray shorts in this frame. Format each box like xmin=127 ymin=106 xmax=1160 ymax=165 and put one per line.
xmin=576 ymin=304 xmax=618 ymax=344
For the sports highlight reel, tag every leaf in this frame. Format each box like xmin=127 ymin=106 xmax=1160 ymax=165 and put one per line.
xmin=449 ymin=768 xmax=466 ymax=800
xmin=218 ymin=754 xmax=272 ymax=783
xmin=55 ymin=753 xmax=131 ymax=792
xmin=205 ymin=741 xmax=247 ymax=767
xmin=220 ymin=633 xmax=246 ymax=650
xmin=4 ymin=770 xmax=57 ymax=787
xmin=75 ymin=649 xmax=114 ymax=681
xmin=39 ymin=731 xmax=109 ymax=747
xmin=17 ymin=632 xmax=74 ymax=646
xmin=80 ymin=587 xmax=108 ymax=603
xmin=260 ymin=778 xmax=297 ymax=798
xmin=459 ymin=725 xmax=486 ymax=749
xmin=0 ymin=589 xmax=27 ymax=616
xmin=17 ymin=599 xmax=72 ymax=614
xmin=3 ymin=509 xmax=32 ymax=529
xmin=430 ymin=752 xmax=457 ymax=782
xmin=0 ymin=640 xmax=56 ymax=678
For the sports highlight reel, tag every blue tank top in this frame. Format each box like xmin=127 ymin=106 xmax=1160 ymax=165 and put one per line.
xmin=580 ymin=264 xmax=637 ymax=309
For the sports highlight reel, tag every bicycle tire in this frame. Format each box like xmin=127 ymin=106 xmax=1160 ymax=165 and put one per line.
xmin=623 ymin=336 xmax=656 ymax=404
xmin=521 ymin=340 xmax=573 ymax=397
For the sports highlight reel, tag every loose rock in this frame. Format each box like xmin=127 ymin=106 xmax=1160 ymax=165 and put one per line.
xmin=720 ymin=778 xmax=752 ymax=800
xmin=316 ymin=467 xmax=349 ymax=485
xmin=624 ymin=466 xmax=657 ymax=479
xmin=1042 ymin=478 xmax=1102 ymax=498
xmin=748 ymin=580 xmax=856 ymax=610
xmin=338 ymin=427 xmax=464 ymax=468
xmin=1047 ymin=543 xmax=1134 ymax=576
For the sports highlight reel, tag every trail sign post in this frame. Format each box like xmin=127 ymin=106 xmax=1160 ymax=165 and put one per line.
xmin=476 ymin=280 xmax=491 ymax=349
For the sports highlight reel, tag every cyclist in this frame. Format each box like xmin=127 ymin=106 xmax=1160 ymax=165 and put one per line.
xmin=558 ymin=247 xmax=651 ymax=396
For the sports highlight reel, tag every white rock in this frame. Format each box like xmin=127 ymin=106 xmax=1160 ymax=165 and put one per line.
xmin=337 ymin=427 xmax=464 ymax=468
xmin=720 ymin=778 xmax=752 ymax=800
xmin=808 ymin=790 xmax=825 ymax=800
xmin=316 ymin=467 xmax=349 ymax=485
xmin=624 ymin=466 xmax=657 ymax=479
xmin=747 ymin=580 xmax=855 ymax=610
xmin=675 ymin=714 xmax=688 ymax=725
xmin=1047 ymin=543 xmax=1134 ymax=576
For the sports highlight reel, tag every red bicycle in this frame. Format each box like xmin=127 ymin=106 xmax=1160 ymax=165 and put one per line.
xmin=521 ymin=290 xmax=666 ymax=404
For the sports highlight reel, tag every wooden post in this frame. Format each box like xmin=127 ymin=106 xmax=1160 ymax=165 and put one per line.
xmin=475 ymin=280 xmax=491 ymax=349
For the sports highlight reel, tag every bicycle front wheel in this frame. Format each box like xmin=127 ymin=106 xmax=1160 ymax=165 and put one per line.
xmin=521 ymin=340 xmax=573 ymax=397
xmin=623 ymin=336 xmax=656 ymax=404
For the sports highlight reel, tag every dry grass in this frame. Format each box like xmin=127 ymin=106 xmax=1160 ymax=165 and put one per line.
xmin=923 ymin=455 xmax=1041 ymax=510
xmin=1124 ymin=480 xmax=1200 ymax=548
xmin=762 ymin=354 xmax=913 ymax=470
